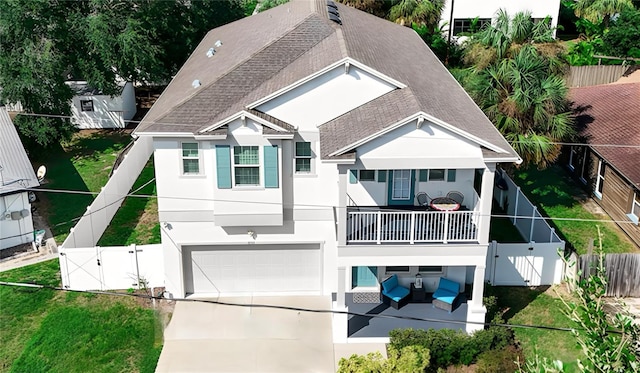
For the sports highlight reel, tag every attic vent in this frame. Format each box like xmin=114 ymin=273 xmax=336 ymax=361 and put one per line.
xmin=327 ymin=1 xmax=341 ymax=24
xmin=206 ymin=48 xmax=215 ymax=58
xmin=192 ymin=80 xmax=201 ymax=88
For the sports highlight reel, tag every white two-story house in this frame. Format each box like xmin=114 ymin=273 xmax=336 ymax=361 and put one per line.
xmin=133 ymin=0 xmax=521 ymax=342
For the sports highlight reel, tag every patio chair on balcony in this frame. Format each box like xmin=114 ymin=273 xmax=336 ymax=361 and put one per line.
xmin=446 ymin=191 xmax=464 ymax=205
xmin=380 ymin=274 xmax=410 ymax=309
xmin=415 ymin=192 xmax=432 ymax=207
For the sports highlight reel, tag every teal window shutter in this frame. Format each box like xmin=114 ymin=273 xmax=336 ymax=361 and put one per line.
xmin=447 ymin=169 xmax=457 ymax=182
xmin=215 ymin=145 xmax=232 ymax=189
xmin=419 ymin=170 xmax=428 ymax=182
xmin=377 ymin=170 xmax=387 ymax=182
xmin=349 ymin=169 xmax=358 ymax=184
xmin=264 ymin=145 xmax=279 ymax=188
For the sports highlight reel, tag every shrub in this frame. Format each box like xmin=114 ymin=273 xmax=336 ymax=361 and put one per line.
xmin=337 ymin=345 xmax=430 ymax=373
xmin=389 ymin=324 xmax=515 ymax=370
xmin=476 ymin=346 xmax=523 ymax=373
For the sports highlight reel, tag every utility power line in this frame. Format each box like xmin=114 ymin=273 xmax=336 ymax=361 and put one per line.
xmin=0 ymin=280 xmax=629 ymax=336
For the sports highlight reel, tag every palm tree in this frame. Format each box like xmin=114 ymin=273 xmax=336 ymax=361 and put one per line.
xmin=388 ymin=0 xmax=444 ymax=28
xmin=466 ymin=45 xmax=574 ymax=167
xmin=472 ymin=9 xmax=555 ymax=60
xmin=574 ymin=0 xmax=634 ymax=27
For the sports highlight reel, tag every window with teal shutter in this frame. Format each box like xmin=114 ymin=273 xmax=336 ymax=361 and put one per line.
xmin=418 ymin=170 xmax=428 ymax=182
xmin=264 ymin=145 xmax=279 ymax=188
xmin=349 ymin=169 xmax=358 ymax=184
xmin=215 ymin=145 xmax=232 ymax=189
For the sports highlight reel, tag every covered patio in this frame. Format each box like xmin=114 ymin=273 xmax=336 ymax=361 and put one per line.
xmin=345 ymin=292 xmax=468 ymax=338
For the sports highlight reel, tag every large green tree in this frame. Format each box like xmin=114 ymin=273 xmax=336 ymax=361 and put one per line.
xmin=462 ymin=10 xmax=574 ymax=168
xmin=574 ymin=0 xmax=634 ymax=27
xmin=601 ymin=6 xmax=640 ymax=58
xmin=0 ymin=0 xmax=244 ymax=146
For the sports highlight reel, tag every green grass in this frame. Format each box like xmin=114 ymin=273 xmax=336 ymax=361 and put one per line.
xmin=490 ymin=202 xmax=527 ymax=243
xmin=98 ymin=160 xmax=160 ymax=246
xmin=488 ymin=286 xmax=583 ymax=371
xmin=0 ymin=260 xmax=162 ymax=373
xmin=31 ymin=130 xmax=159 ymax=246
xmin=513 ymin=165 xmax=636 ymax=254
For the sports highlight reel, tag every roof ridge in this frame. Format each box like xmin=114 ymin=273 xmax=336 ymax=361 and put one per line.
xmin=154 ymin=12 xmax=322 ymax=127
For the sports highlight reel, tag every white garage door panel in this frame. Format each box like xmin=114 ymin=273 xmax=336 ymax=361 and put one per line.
xmin=186 ymin=245 xmax=321 ymax=295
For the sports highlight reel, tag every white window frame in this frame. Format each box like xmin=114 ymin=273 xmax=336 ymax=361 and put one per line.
xmin=568 ymin=146 xmax=577 ymax=171
xmin=294 ymin=141 xmax=313 ymax=175
xmin=391 ymin=170 xmax=411 ymax=200
xmin=232 ymin=145 xmax=262 ymax=187
xmin=628 ymin=192 xmax=640 ymax=225
xmin=80 ymin=99 xmax=94 ymax=112
xmin=180 ymin=142 xmax=202 ymax=176
xmin=594 ymin=159 xmax=605 ymax=199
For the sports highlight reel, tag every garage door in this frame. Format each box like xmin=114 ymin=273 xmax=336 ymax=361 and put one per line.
xmin=183 ymin=244 xmax=321 ymax=295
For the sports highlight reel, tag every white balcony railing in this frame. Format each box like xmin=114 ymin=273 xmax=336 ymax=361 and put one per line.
xmin=347 ymin=210 xmax=479 ymax=244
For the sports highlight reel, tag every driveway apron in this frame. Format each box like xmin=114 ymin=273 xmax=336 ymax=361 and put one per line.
xmin=155 ymin=296 xmax=335 ymax=372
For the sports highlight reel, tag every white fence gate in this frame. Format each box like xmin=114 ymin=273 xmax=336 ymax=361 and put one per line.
xmin=59 ymin=244 xmax=164 ymax=291
xmin=487 ymin=241 xmax=565 ymax=286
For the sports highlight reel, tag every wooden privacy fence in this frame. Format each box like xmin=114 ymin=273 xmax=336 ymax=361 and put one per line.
xmin=567 ymin=65 xmax=629 ymax=87
xmin=579 ymin=254 xmax=640 ymax=297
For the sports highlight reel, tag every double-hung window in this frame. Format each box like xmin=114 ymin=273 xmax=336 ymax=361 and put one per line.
xmin=233 ymin=146 xmax=260 ymax=185
xmin=181 ymin=143 xmax=200 ymax=175
xmin=295 ymin=142 xmax=312 ymax=173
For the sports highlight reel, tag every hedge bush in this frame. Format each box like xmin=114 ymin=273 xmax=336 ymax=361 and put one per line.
xmin=389 ymin=319 xmax=513 ymax=370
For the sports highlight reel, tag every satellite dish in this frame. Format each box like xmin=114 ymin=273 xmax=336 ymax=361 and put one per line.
xmin=37 ymin=165 xmax=46 ymax=181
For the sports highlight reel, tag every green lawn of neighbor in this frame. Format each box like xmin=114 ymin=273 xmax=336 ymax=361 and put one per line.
xmin=0 ymin=260 xmax=162 ymax=373
xmin=488 ymin=286 xmax=582 ymax=372
xmin=513 ymin=165 xmax=636 ymax=254
xmin=32 ymin=130 xmax=159 ymax=246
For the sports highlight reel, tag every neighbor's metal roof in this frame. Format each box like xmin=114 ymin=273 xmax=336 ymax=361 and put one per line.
xmin=0 ymin=107 xmax=39 ymax=195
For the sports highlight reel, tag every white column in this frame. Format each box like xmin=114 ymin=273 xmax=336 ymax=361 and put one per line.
xmin=476 ymin=163 xmax=496 ymax=244
xmin=337 ymin=166 xmax=348 ymax=246
xmin=466 ymin=265 xmax=487 ymax=334
xmin=333 ymin=266 xmax=348 ymax=343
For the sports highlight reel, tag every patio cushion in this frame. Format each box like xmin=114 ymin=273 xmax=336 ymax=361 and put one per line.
xmin=432 ymin=290 xmax=457 ymax=305
xmin=381 ymin=274 xmax=398 ymax=293
xmin=385 ymin=285 xmax=410 ymax=302
xmin=433 ymin=277 xmax=460 ymax=305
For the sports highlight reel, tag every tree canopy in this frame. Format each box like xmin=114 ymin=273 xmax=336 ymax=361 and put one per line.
xmin=461 ymin=10 xmax=574 ymax=168
xmin=0 ymin=0 xmax=245 ymax=146
xmin=574 ymin=0 xmax=634 ymax=26
xmin=601 ymin=6 xmax=640 ymax=58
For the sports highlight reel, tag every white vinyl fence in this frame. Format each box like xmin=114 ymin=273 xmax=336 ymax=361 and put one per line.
xmin=488 ymin=169 xmax=566 ymax=286
xmin=60 ymin=135 xmax=153 ymax=249
xmin=59 ymin=244 xmax=164 ymax=291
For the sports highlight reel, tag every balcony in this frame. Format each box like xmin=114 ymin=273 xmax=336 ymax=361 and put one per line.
xmin=346 ymin=207 xmax=479 ymax=244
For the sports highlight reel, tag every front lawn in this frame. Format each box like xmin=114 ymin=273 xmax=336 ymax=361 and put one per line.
xmin=513 ymin=165 xmax=637 ymax=254
xmin=32 ymin=130 xmax=159 ymax=246
xmin=0 ymin=260 xmax=162 ymax=372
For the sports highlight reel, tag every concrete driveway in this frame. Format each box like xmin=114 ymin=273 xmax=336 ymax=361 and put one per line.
xmin=155 ymin=296 xmax=336 ymax=372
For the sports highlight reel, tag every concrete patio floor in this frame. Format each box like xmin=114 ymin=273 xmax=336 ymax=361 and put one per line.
xmin=155 ymin=296 xmax=386 ymax=372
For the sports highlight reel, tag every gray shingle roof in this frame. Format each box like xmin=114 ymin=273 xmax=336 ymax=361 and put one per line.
xmin=0 ymin=107 xmax=39 ymax=195
xmin=134 ymin=0 xmax=518 ymax=161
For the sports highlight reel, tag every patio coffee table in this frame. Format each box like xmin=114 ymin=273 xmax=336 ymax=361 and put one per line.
xmin=410 ymin=283 xmax=426 ymax=302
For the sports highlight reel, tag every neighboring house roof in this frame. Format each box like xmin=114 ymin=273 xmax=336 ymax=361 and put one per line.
xmin=134 ymin=0 xmax=518 ymax=161
xmin=0 ymin=107 xmax=39 ymax=195
xmin=569 ymin=82 xmax=640 ymax=188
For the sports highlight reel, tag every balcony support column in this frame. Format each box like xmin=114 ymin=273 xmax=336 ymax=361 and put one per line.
xmin=467 ymin=265 xmax=487 ymax=334
xmin=477 ymin=163 xmax=496 ymax=244
xmin=338 ymin=166 xmax=348 ymax=246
